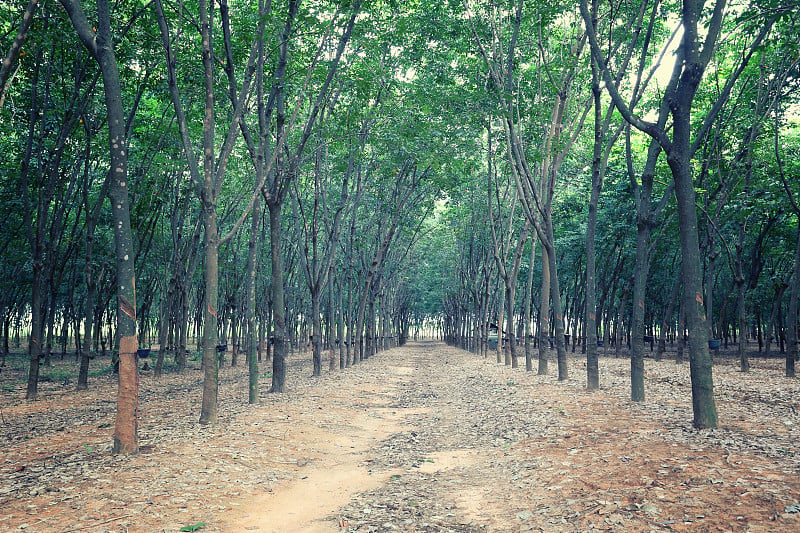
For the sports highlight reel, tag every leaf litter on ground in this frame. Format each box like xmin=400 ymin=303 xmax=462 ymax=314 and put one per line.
xmin=1 ymin=342 xmax=799 ymax=532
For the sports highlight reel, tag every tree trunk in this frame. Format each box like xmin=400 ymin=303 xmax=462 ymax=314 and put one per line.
xmin=523 ymin=237 xmax=537 ymax=372
xmin=495 ymin=277 xmax=505 ymax=364
xmin=78 ymin=221 xmax=97 ymax=389
xmin=657 ymin=276 xmax=680 ymax=361
xmin=198 ymin=203 xmax=220 ymax=424
xmin=786 ymin=225 xmax=800 ymax=377
xmin=668 ymin=136 xmax=717 ymax=428
xmin=736 ymin=279 xmax=748 ymax=372
xmin=61 ymin=0 xmax=139 ymax=452
xmin=155 ymin=295 xmax=168 ymax=377
xmin=544 ymin=214 xmax=568 ymax=381
xmin=538 ymin=246 xmax=550 ymax=375
xmin=585 ymin=50 xmax=603 ymax=390
xmin=25 ymin=263 xmax=44 ymax=399
xmin=244 ymin=193 xmax=262 ymax=403
xmin=196 ymin=0 xmax=221 ymax=424
xmin=630 ymin=212 xmax=650 ymax=400
xmin=311 ymin=291 xmax=322 ymax=376
xmin=20 ymin=48 xmax=47 ymax=400
xmin=337 ymin=277 xmax=345 ymax=369
xmin=268 ymin=201 xmax=287 ymax=392
xmin=505 ymin=283 xmax=516 ymax=367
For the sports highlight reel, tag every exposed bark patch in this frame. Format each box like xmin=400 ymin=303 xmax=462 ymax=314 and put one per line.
xmin=113 ymin=334 xmax=139 ymax=455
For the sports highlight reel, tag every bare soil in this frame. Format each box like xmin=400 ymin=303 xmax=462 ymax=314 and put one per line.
xmin=1 ymin=341 xmax=799 ymax=532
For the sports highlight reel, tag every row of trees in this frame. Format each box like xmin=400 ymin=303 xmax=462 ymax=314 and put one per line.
xmin=1 ymin=0 xmax=459 ymax=453
xmin=436 ymin=0 xmax=800 ymax=430
xmin=1 ymin=0 xmax=798 ymax=452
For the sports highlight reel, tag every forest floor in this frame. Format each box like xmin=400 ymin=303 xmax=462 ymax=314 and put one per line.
xmin=1 ymin=341 xmax=800 ymax=532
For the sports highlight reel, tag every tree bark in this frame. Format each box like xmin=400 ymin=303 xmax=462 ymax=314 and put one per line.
xmin=668 ymin=129 xmax=717 ymax=427
xmin=61 ymin=0 xmax=139 ymax=451
xmin=268 ymin=201 xmax=288 ymax=392
xmin=244 ymin=192 xmax=262 ymax=403
xmin=199 ymin=203 xmax=220 ymax=423
xmin=523 ymin=235 xmax=537 ymax=372
xmin=585 ymin=20 xmax=603 ymax=388
xmin=778 ymin=101 xmax=800 ymax=376
xmin=787 ymin=227 xmax=800 ymax=377
xmin=538 ymin=246 xmax=551 ymax=375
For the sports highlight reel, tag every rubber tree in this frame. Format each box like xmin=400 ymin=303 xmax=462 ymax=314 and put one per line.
xmin=584 ymin=35 xmax=603 ymax=390
xmin=77 ymin=125 xmax=112 ymax=390
xmin=61 ymin=0 xmax=140 ymax=452
xmin=471 ymin=0 xmax=591 ymax=380
xmin=290 ymin=129 xmax=351 ymax=376
xmin=155 ymin=0 xmax=267 ymax=423
xmin=581 ymin=0 xmax=778 ymax=428
xmin=776 ymin=88 xmax=800 ymax=376
xmin=486 ymin=129 xmax=531 ymax=368
xmin=20 ymin=36 xmax=88 ymax=399
xmin=263 ymin=0 xmax=363 ymax=391
xmin=290 ymin=81 xmax=382 ymax=375
xmin=584 ymin=0 xmax=648 ymax=390
xmin=583 ymin=0 xmax=680 ymax=399
xmin=353 ymin=162 xmax=431 ymax=362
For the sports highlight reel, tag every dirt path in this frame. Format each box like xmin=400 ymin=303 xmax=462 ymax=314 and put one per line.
xmin=219 ymin=361 xmax=419 ymax=532
xmin=224 ymin=341 xmax=800 ymax=532
xmin=2 ymin=341 xmax=800 ymax=532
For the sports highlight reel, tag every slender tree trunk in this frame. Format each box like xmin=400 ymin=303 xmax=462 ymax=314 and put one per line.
xmin=668 ymin=140 xmax=717 ymax=429
xmin=61 ymin=0 xmax=139 ymax=451
xmin=787 ymin=226 xmax=800 ymax=377
xmin=505 ymin=223 xmax=530 ymax=368
xmin=523 ymin=237 xmax=536 ymax=371
xmin=268 ymin=201 xmax=287 ymax=392
xmin=311 ymin=291 xmax=322 ymax=376
xmin=25 ymin=264 xmax=44 ymax=399
xmin=495 ymin=277 xmax=505 ymax=364
xmin=657 ymin=276 xmax=680 ymax=361
xmin=538 ymin=246 xmax=550 ymax=375
xmin=196 ymin=0 xmax=221 ymax=424
xmin=736 ymin=279 xmax=749 ymax=372
xmin=244 ymin=194 xmax=262 ymax=403
xmin=44 ymin=287 xmax=58 ymax=367
xmin=676 ymin=309 xmax=686 ymax=364
xmin=21 ymin=49 xmax=46 ymax=400
xmin=198 ymin=207 xmax=221 ymax=423
xmin=585 ymin=50 xmax=603 ymax=390
xmin=505 ymin=283 xmax=516 ymax=367
xmin=328 ymin=272 xmax=337 ymax=371
xmin=544 ymin=216 xmax=568 ymax=381
xmin=630 ymin=214 xmax=650 ymax=400
xmin=337 ymin=277 xmax=345 ymax=369
xmin=155 ymin=295 xmax=168 ymax=377
xmin=177 ymin=282 xmax=189 ymax=371
xmin=78 ymin=221 xmax=97 ymax=389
